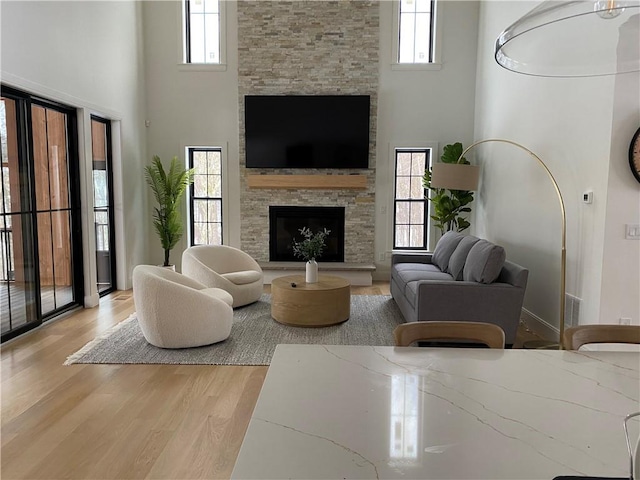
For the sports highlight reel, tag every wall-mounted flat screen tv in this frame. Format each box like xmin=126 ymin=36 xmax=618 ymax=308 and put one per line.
xmin=244 ymin=95 xmax=370 ymax=169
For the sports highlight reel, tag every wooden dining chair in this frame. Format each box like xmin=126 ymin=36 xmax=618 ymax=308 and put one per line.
xmin=393 ymin=321 xmax=506 ymax=349
xmin=562 ymin=324 xmax=640 ymax=350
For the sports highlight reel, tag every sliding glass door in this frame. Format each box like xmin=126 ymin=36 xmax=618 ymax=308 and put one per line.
xmin=0 ymin=86 xmax=82 ymax=342
xmin=0 ymin=96 xmax=38 ymax=335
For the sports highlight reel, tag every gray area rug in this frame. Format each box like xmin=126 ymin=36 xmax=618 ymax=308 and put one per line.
xmin=65 ymin=294 xmax=403 ymax=366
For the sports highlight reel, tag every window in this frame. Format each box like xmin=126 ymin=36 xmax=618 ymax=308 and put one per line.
xmin=393 ymin=148 xmax=431 ymax=249
xmin=91 ymin=116 xmax=116 ymax=296
xmin=184 ymin=0 xmax=221 ymax=64
xmin=396 ymin=0 xmax=436 ymax=64
xmin=188 ymin=148 xmax=223 ymax=245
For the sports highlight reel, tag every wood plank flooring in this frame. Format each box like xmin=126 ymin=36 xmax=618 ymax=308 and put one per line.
xmin=1 ymin=283 xmax=541 ymax=479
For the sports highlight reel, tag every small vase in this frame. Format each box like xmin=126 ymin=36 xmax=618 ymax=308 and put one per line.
xmin=305 ymin=259 xmax=318 ymax=283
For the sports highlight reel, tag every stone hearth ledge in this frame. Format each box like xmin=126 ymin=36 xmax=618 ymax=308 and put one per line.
xmin=260 ymin=262 xmax=375 ymax=286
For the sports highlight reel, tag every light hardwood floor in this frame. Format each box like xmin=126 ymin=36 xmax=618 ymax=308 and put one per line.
xmin=1 ymin=283 xmax=540 ymax=479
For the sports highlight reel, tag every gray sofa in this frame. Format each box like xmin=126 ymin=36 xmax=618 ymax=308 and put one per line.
xmin=390 ymin=232 xmax=529 ymax=346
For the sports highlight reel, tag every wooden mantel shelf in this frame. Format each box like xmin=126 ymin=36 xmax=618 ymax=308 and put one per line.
xmin=246 ymin=174 xmax=367 ymax=190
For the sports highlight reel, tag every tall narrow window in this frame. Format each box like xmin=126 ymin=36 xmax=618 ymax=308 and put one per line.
xmin=91 ymin=116 xmax=115 ymax=296
xmin=393 ymin=148 xmax=431 ymax=249
xmin=185 ymin=0 xmax=221 ymax=64
xmin=397 ymin=0 xmax=436 ymax=64
xmin=189 ymin=148 xmax=223 ymax=245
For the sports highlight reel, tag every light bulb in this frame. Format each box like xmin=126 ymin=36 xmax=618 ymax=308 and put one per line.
xmin=594 ymin=0 xmax=626 ymax=19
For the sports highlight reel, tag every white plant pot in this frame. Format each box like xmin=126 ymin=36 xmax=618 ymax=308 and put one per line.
xmin=305 ymin=259 xmax=318 ymax=283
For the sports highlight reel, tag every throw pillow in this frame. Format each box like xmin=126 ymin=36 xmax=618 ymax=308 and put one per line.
xmin=463 ymin=240 xmax=506 ymax=284
xmin=447 ymin=235 xmax=480 ymax=280
xmin=431 ymin=231 xmax=464 ymax=272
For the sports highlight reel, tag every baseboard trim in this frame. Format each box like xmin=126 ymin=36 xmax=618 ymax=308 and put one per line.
xmin=84 ymin=293 xmax=100 ymax=308
xmin=521 ymin=308 xmax=558 ymax=342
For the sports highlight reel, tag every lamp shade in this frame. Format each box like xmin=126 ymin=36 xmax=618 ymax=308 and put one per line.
xmin=430 ymin=163 xmax=480 ymax=191
xmin=495 ymin=0 xmax=640 ymax=77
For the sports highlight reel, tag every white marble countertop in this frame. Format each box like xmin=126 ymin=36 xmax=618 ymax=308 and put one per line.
xmin=231 ymin=345 xmax=640 ymax=480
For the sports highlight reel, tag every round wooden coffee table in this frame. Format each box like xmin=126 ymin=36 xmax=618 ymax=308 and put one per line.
xmin=271 ymin=275 xmax=351 ymax=327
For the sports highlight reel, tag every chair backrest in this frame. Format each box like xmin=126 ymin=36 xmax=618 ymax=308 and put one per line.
xmin=133 ymin=264 xmax=205 ymax=290
xmin=183 ymin=245 xmax=261 ymax=274
xmin=562 ymin=325 xmax=640 ymax=350
xmin=393 ymin=321 xmax=505 ymax=349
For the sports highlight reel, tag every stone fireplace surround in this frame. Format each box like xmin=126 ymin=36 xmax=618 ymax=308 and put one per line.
xmin=237 ymin=1 xmax=379 ymax=275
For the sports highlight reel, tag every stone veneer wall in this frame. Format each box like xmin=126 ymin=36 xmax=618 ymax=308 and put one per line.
xmin=238 ymin=0 xmax=379 ymax=264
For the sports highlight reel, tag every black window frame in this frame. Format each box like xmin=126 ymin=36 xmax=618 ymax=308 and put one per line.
xmin=393 ymin=148 xmax=431 ymax=250
xmin=1 ymin=85 xmax=84 ymax=343
xmin=90 ymin=115 xmax=116 ymax=297
xmin=188 ymin=147 xmax=223 ymax=246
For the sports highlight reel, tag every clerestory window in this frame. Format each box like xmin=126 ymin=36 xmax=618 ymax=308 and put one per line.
xmin=395 ymin=0 xmax=438 ymax=65
xmin=184 ymin=0 xmax=223 ymax=65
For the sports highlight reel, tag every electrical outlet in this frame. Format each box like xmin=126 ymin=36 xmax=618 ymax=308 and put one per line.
xmin=619 ymin=317 xmax=631 ymax=326
xmin=378 ymin=252 xmax=385 ymax=261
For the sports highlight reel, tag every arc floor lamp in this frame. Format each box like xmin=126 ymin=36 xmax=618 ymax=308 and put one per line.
xmin=430 ymin=139 xmax=567 ymax=349
xmin=430 ymin=0 xmax=639 ymax=347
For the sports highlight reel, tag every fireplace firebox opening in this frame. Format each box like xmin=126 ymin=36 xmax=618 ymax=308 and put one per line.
xmin=269 ymin=206 xmax=345 ymax=262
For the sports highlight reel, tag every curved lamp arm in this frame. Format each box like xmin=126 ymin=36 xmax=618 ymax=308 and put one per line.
xmin=459 ymin=139 xmax=567 ymax=349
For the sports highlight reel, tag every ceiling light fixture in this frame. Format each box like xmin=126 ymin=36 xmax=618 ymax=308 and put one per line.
xmin=495 ymin=0 xmax=640 ymax=77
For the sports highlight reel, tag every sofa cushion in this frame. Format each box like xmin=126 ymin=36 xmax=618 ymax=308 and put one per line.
xmin=447 ymin=235 xmax=480 ymax=280
xmin=395 ymin=263 xmax=453 ymax=283
xmin=392 ymin=263 xmax=455 ymax=307
xmin=432 ymin=231 xmax=464 ymax=272
xmin=405 ymin=281 xmax=420 ymax=308
xmin=463 ymin=240 xmax=506 ymax=284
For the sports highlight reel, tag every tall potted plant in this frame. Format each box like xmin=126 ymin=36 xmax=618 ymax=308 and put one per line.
xmin=422 ymin=142 xmax=475 ymax=234
xmin=145 ymin=155 xmax=194 ymax=267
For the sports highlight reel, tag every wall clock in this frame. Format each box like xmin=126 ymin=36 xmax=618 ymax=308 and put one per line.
xmin=630 ymin=127 xmax=640 ymax=184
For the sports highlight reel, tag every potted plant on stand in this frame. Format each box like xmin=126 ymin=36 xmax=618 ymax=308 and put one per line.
xmin=145 ymin=155 xmax=194 ymax=269
xmin=422 ymin=142 xmax=476 ymax=235
xmin=292 ymin=227 xmax=331 ymax=283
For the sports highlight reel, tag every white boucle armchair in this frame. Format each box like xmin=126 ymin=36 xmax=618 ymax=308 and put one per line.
xmin=132 ymin=265 xmax=233 ymax=348
xmin=181 ymin=245 xmax=264 ymax=308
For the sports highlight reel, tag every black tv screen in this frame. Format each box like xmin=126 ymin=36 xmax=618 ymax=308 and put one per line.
xmin=244 ymin=95 xmax=370 ymax=169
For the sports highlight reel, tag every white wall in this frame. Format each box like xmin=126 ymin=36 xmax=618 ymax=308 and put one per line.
xmin=375 ymin=0 xmax=480 ymax=275
xmin=474 ymin=1 xmax=639 ymax=334
xmin=1 ymin=0 xmax=148 ymax=293
xmin=142 ymin=1 xmax=240 ymax=270
xmin=600 ymin=67 xmax=640 ymax=326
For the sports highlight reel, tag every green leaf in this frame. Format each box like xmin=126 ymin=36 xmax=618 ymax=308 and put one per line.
xmin=423 ymin=142 xmax=475 ymax=235
xmin=441 ymin=142 xmax=464 ymax=164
